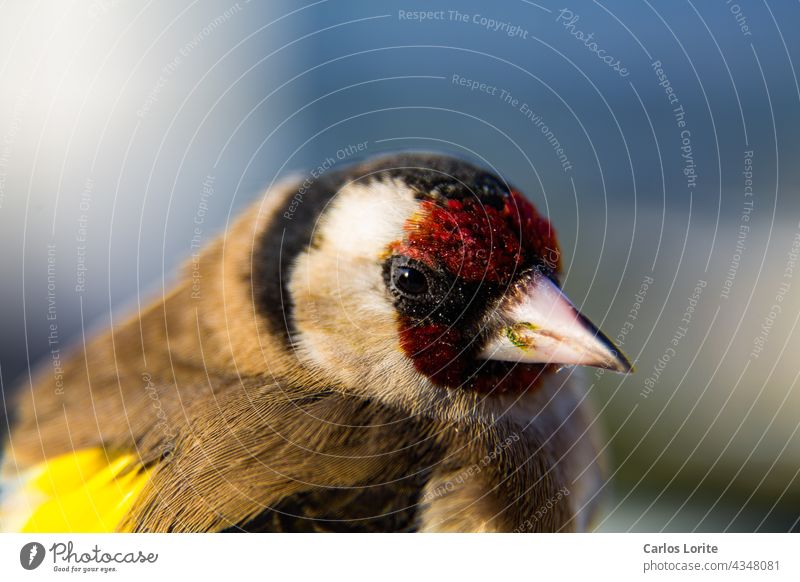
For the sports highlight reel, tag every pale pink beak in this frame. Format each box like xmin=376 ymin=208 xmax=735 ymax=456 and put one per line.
xmin=478 ymin=271 xmax=633 ymax=373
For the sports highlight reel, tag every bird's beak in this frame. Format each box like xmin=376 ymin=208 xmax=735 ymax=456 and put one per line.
xmin=478 ymin=271 xmax=633 ymax=373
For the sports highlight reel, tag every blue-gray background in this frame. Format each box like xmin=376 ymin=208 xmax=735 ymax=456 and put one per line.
xmin=1 ymin=0 xmax=798 ymax=531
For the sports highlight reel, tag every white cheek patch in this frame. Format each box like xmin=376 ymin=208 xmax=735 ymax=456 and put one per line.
xmin=288 ymin=179 xmax=424 ymax=386
xmin=319 ymin=180 xmax=419 ymax=259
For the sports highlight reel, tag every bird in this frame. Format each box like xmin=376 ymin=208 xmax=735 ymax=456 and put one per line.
xmin=0 ymin=153 xmax=632 ymax=533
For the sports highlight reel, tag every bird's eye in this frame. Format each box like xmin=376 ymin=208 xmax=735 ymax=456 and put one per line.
xmin=393 ymin=265 xmax=429 ymax=296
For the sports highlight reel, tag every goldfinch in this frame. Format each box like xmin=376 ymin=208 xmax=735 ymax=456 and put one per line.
xmin=0 ymin=153 xmax=631 ymax=532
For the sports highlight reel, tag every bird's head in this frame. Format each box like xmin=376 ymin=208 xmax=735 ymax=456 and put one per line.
xmin=256 ymin=154 xmax=631 ymax=416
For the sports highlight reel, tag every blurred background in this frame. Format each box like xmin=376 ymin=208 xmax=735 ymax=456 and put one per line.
xmin=1 ymin=0 xmax=799 ymax=531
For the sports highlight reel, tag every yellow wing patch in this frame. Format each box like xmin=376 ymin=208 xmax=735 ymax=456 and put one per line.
xmin=0 ymin=449 xmax=150 ymax=532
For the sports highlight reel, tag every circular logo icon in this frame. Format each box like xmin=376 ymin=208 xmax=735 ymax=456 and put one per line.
xmin=20 ymin=542 xmax=46 ymax=570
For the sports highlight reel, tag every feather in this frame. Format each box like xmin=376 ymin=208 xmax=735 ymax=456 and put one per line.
xmin=1 ymin=449 xmax=149 ymax=532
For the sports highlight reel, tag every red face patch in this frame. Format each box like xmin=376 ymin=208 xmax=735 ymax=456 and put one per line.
xmin=388 ymin=190 xmax=561 ymax=393
xmin=388 ymin=191 xmax=560 ymax=284
xmin=399 ymin=320 xmax=552 ymax=394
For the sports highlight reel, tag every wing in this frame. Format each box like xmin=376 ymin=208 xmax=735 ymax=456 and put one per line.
xmin=0 ymin=449 xmax=149 ymax=532
xmin=2 ymin=373 xmax=441 ymax=532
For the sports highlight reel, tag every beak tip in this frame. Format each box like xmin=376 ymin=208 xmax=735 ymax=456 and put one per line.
xmin=609 ymin=352 xmax=635 ymax=374
xmin=615 ymin=361 xmax=635 ymax=374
